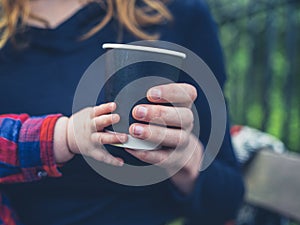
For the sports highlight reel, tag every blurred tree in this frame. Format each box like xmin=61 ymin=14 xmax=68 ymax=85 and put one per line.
xmin=207 ymin=0 xmax=300 ymax=152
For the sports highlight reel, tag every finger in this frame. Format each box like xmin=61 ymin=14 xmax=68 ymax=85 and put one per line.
xmin=132 ymin=104 xmax=194 ymax=129
xmin=89 ymin=150 xmax=124 ymax=167
xmin=92 ymin=114 xmax=120 ymax=131
xmin=147 ymin=83 xmax=197 ymax=107
xmin=125 ymin=148 xmax=171 ymax=165
xmin=91 ymin=132 xmax=128 ymax=145
xmin=129 ymin=123 xmax=190 ymax=148
xmin=125 ymin=148 xmax=186 ymax=170
xmin=93 ymin=102 xmax=116 ymax=117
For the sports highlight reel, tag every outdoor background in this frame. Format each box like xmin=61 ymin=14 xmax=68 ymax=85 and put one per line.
xmin=206 ymin=0 xmax=300 ymax=153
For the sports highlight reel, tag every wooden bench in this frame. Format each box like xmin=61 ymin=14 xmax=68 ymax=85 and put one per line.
xmin=243 ymin=149 xmax=300 ymax=222
xmin=168 ymin=148 xmax=300 ymax=225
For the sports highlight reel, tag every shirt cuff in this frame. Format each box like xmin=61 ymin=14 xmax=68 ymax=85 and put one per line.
xmin=168 ymin=161 xmax=242 ymax=224
xmin=40 ymin=114 xmax=63 ymax=177
xmin=18 ymin=114 xmax=63 ymax=182
xmin=168 ymin=166 xmax=224 ymax=224
xmin=168 ymin=171 xmax=204 ymax=213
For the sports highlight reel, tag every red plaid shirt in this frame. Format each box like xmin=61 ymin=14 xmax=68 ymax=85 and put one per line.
xmin=0 ymin=114 xmax=238 ymax=225
xmin=0 ymin=114 xmax=62 ymax=225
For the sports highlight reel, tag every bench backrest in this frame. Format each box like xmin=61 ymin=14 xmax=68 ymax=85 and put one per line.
xmin=244 ymin=149 xmax=300 ymax=222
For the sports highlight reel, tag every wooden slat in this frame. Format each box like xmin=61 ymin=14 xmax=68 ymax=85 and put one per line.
xmin=244 ymin=149 xmax=300 ymax=222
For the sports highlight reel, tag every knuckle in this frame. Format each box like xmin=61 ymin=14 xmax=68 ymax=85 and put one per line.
xmin=100 ymin=154 xmax=107 ymax=162
xmin=91 ymin=118 xmax=97 ymax=131
xmin=138 ymin=151 xmax=148 ymax=161
xmin=157 ymin=127 xmax=167 ymax=143
xmin=90 ymin=133 xmax=95 ymax=143
xmin=185 ymin=109 xmax=194 ymax=127
xmin=91 ymin=150 xmax=103 ymax=161
xmin=156 ymin=106 xmax=166 ymax=119
xmin=177 ymin=130 xmax=189 ymax=147
xmin=109 ymin=134 xmax=118 ymax=143
xmin=90 ymin=107 xmax=96 ymax=118
xmin=158 ymin=153 xmax=165 ymax=163
xmin=91 ymin=117 xmax=101 ymax=132
xmin=141 ymin=126 xmax=149 ymax=139
xmin=105 ymin=156 xmax=113 ymax=165
xmin=177 ymin=108 xmax=193 ymax=128
xmin=102 ymin=116 xmax=110 ymax=125
xmin=98 ymin=134 xmax=104 ymax=145
xmin=109 ymin=135 xmax=115 ymax=143
xmin=146 ymin=105 xmax=158 ymax=120
xmin=112 ymin=134 xmax=119 ymax=143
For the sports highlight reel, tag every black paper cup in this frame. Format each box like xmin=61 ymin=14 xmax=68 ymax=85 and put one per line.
xmin=102 ymin=43 xmax=186 ymax=150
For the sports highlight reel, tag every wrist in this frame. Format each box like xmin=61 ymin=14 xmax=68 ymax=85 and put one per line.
xmin=170 ymin=135 xmax=202 ymax=194
xmin=53 ymin=116 xmax=75 ymax=163
xmin=182 ymin=145 xmax=201 ymax=178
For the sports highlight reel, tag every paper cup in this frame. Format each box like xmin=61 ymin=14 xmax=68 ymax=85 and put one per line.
xmin=103 ymin=43 xmax=186 ymax=150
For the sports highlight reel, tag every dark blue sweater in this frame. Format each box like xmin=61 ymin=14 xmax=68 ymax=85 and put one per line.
xmin=0 ymin=1 xmax=244 ymax=225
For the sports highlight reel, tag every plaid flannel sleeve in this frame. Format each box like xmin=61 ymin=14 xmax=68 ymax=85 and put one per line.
xmin=0 ymin=114 xmax=63 ymax=225
xmin=0 ymin=114 xmax=63 ymax=183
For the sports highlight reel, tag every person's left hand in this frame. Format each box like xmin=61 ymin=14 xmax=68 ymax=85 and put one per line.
xmin=125 ymin=83 xmax=203 ymax=194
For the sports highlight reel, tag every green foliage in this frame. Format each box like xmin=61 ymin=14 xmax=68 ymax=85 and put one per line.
xmin=207 ymin=0 xmax=300 ymax=152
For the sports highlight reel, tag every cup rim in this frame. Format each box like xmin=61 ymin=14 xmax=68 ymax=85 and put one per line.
xmin=102 ymin=43 xmax=186 ymax=59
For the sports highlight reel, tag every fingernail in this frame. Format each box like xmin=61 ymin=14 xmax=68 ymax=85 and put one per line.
xmin=150 ymin=88 xmax=161 ymax=100
xmin=133 ymin=125 xmax=144 ymax=136
xmin=119 ymin=134 xmax=127 ymax=142
xmin=136 ymin=106 xmax=147 ymax=119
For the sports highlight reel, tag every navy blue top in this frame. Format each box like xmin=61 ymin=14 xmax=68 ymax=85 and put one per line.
xmin=0 ymin=1 xmax=244 ymax=225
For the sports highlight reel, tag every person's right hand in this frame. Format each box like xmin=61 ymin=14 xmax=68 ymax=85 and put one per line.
xmin=54 ymin=102 xmax=128 ymax=167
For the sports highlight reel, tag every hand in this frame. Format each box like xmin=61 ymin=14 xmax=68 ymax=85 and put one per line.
xmin=54 ymin=103 xmax=128 ymax=166
xmin=125 ymin=83 xmax=203 ymax=194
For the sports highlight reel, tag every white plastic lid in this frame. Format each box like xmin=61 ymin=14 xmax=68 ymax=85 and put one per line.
xmin=103 ymin=43 xmax=186 ymax=59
